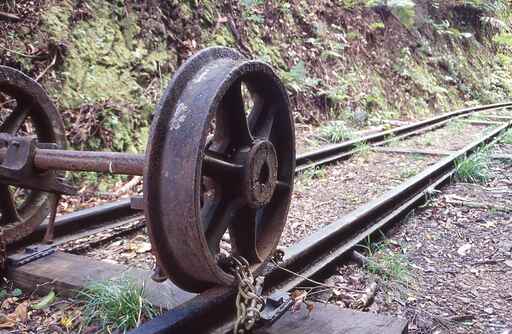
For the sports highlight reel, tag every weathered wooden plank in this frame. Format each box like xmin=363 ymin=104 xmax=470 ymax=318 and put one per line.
xmin=6 ymin=251 xmax=194 ymax=309
xmin=255 ymin=303 xmax=408 ymax=334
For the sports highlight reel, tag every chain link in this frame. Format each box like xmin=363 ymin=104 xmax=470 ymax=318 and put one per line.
xmin=231 ymin=256 xmax=265 ymax=334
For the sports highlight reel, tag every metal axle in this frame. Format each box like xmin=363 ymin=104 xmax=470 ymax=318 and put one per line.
xmin=0 ymin=146 xmax=240 ymax=176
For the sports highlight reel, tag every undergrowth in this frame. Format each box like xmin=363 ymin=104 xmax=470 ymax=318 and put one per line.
xmin=318 ymin=122 xmax=354 ymax=143
xmin=360 ymin=237 xmax=410 ymax=283
xmin=78 ymin=278 xmax=158 ymax=333
xmin=299 ymin=166 xmax=327 ymax=185
xmin=501 ymin=129 xmax=512 ymax=144
xmin=454 ymin=147 xmax=491 ymax=183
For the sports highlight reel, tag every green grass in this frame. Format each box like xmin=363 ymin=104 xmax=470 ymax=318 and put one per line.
xmin=446 ymin=119 xmax=466 ymax=133
xmin=78 ymin=278 xmax=158 ymax=333
xmin=454 ymin=147 xmax=491 ymax=183
xmin=360 ymin=237 xmax=410 ymax=283
xmin=418 ymin=133 xmax=435 ymax=147
xmin=300 ymin=165 xmax=327 ymax=182
xmin=318 ymin=122 xmax=354 ymax=143
xmin=354 ymin=141 xmax=371 ymax=158
xmin=399 ymin=167 xmax=417 ymax=179
xmin=501 ymin=129 xmax=512 ymax=144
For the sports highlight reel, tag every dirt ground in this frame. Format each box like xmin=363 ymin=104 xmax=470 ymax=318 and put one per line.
xmin=318 ymin=157 xmax=512 ymax=334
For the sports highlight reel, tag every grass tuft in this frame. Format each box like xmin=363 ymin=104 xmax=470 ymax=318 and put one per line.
xmin=318 ymin=122 xmax=354 ymax=143
xmin=78 ymin=278 xmax=158 ymax=333
xmin=454 ymin=147 xmax=491 ymax=183
xmin=501 ymin=129 xmax=512 ymax=144
xmin=360 ymin=238 xmax=410 ymax=283
xmin=300 ymin=165 xmax=327 ymax=182
xmin=354 ymin=141 xmax=371 ymax=158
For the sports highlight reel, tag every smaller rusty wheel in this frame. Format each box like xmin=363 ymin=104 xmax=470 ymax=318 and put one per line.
xmin=144 ymin=47 xmax=295 ymax=292
xmin=0 ymin=66 xmax=66 ymax=244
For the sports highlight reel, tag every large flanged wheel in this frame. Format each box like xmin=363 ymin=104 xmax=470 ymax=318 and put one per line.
xmin=144 ymin=47 xmax=295 ymax=292
xmin=0 ymin=66 xmax=66 ymax=244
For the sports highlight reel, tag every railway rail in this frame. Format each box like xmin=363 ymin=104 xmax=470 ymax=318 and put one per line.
xmin=0 ymin=46 xmax=510 ymax=333
xmin=10 ymin=101 xmax=511 ymax=252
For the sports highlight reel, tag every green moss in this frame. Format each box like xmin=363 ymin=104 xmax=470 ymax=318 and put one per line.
xmin=42 ymin=1 xmax=73 ymax=41
xmin=209 ymin=26 xmax=236 ymax=47
xmin=53 ymin=3 xmax=146 ymax=108
xmin=248 ymin=37 xmax=286 ymax=69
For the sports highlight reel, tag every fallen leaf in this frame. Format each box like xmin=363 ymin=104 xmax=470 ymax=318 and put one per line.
xmin=60 ymin=315 xmax=74 ymax=329
xmin=11 ymin=288 xmax=22 ymax=297
xmin=505 ymin=260 xmax=512 ymax=268
xmin=1 ymin=297 xmax=15 ymax=309
xmin=457 ymin=243 xmax=472 ymax=256
xmin=0 ymin=313 xmax=15 ymax=329
xmin=32 ymin=291 xmax=56 ymax=310
xmin=136 ymin=242 xmax=152 ymax=253
xmin=483 ymin=307 xmax=494 ymax=314
xmin=15 ymin=301 xmax=28 ymax=322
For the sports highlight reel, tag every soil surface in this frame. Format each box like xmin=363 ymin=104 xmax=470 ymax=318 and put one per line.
xmin=282 ymin=151 xmax=439 ymax=246
xmin=315 ymin=158 xmax=512 ymax=334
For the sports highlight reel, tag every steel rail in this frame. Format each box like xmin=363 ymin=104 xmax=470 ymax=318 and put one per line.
xmin=128 ymin=121 xmax=511 ymax=334
xmin=18 ymin=102 xmax=509 ymax=247
xmin=10 ymin=199 xmax=138 ymax=249
xmin=296 ymin=102 xmax=512 ymax=171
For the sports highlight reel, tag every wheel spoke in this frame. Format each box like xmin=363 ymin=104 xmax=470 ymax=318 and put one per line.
xmin=0 ymin=102 xmax=31 ymax=135
xmin=203 ymin=153 xmax=243 ymax=180
xmin=229 ymin=205 xmax=259 ymax=261
xmin=275 ymin=180 xmax=291 ymax=191
xmin=204 ymin=198 xmax=243 ymax=253
xmin=0 ymin=185 xmax=18 ymax=224
xmin=248 ymin=102 xmax=276 ymax=139
xmin=216 ymin=79 xmax=253 ymax=147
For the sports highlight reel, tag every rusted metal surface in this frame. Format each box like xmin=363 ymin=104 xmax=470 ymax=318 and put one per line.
xmin=143 ymin=47 xmax=295 ymax=292
xmin=0 ymin=135 xmax=75 ymax=194
xmin=0 ymin=65 xmax=66 ymax=246
xmin=33 ymin=149 xmax=145 ymax=175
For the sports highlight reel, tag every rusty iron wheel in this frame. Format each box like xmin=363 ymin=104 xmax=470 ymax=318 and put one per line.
xmin=0 ymin=66 xmax=66 ymax=244
xmin=144 ymin=47 xmax=295 ymax=292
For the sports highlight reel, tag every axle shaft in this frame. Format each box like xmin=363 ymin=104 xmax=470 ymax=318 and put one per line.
xmin=34 ymin=149 xmax=145 ymax=175
xmin=0 ymin=147 xmax=239 ymax=177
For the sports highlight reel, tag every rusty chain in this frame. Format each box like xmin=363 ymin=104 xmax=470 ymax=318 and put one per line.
xmin=231 ymin=256 xmax=265 ymax=334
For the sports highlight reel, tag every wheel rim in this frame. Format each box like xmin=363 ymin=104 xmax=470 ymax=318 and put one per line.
xmin=144 ymin=47 xmax=295 ymax=292
xmin=0 ymin=66 xmax=66 ymax=243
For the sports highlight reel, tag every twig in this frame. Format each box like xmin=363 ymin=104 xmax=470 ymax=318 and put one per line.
xmin=35 ymin=54 xmax=57 ymax=82
xmin=0 ymin=45 xmax=38 ymax=58
xmin=471 ymin=258 xmax=506 ymax=266
xmin=350 ymin=281 xmax=377 ymax=309
xmin=0 ymin=10 xmax=20 ymax=22
xmin=445 ymin=195 xmax=511 ymax=213
xmin=115 ymin=175 xmax=142 ymax=195
xmin=271 ymin=259 xmax=364 ymax=293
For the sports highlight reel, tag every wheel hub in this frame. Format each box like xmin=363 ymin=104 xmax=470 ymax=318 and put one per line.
xmin=242 ymin=140 xmax=278 ymax=208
